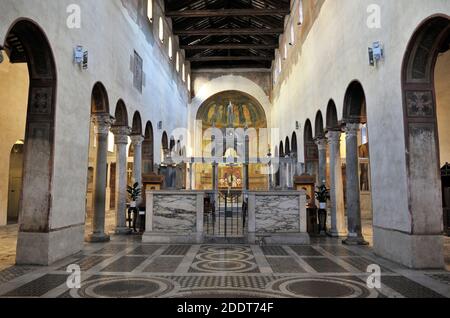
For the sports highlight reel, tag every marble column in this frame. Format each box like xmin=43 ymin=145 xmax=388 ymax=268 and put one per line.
xmin=280 ymin=158 xmax=287 ymax=190
xmin=327 ymin=131 xmax=347 ymax=237
xmin=112 ymin=126 xmax=131 ymax=234
xmin=189 ymin=162 xmax=194 ymax=190
xmin=131 ymin=135 xmax=144 ymax=208
xmin=285 ymin=157 xmax=290 ymax=189
xmin=131 ymin=135 xmax=144 ymax=186
xmin=343 ymin=123 xmax=368 ymax=245
xmin=315 ymin=138 xmax=328 ymax=186
xmin=212 ymin=162 xmax=219 ymax=191
xmin=243 ymin=164 xmax=249 ymax=190
xmin=87 ymin=114 xmax=113 ymax=243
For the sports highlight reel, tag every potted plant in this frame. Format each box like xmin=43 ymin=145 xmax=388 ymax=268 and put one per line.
xmin=127 ymin=182 xmax=141 ymax=208
xmin=315 ymin=184 xmax=330 ymax=209
xmin=315 ymin=184 xmax=330 ymax=235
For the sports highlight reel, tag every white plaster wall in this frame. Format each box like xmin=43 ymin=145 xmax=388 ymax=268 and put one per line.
xmin=0 ymin=55 xmax=28 ymax=226
xmin=0 ymin=0 xmax=189 ymax=231
xmin=271 ymin=0 xmax=450 ymax=234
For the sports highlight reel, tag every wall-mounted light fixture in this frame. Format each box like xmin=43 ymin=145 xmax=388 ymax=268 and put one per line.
xmin=296 ymin=121 xmax=300 ymax=130
xmin=158 ymin=121 xmax=163 ymax=130
xmin=74 ymin=45 xmax=88 ymax=70
xmin=368 ymin=41 xmax=384 ymax=66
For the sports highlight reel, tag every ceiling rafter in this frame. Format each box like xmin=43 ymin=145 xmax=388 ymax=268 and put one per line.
xmin=164 ymin=0 xmax=290 ymax=69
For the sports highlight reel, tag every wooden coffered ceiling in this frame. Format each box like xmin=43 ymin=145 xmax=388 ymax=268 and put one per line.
xmin=164 ymin=0 xmax=291 ymax=69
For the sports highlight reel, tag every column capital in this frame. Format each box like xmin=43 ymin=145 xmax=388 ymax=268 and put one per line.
xmin=344 ymin=122 xmax=360 ymax=136
xmin=315 ymin=137 xmax=328 ymax=150
xmin=130 ymin=134 xmax=144 ymax=146
xmin=111 ymin=126 xmax=131 ymax=144
xmin=92 ymin=113 xmax=114 ymax=136
xmin=327 ymin=130 xmax=342 ymax=144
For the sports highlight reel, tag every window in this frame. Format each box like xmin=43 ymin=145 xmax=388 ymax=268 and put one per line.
xmin=159 ymin=17 xmax=164 ymax=43
xmin=298 ymin=0 xmax=304 ymax=25
xmin=147 ymin=0 xmax=153 ymax=22
xmin=187 ymin=74 xmax=191 ymax=91
xmin=133 ymin=51 xmax=143 ymax=93
xmin=182 ymin=63 xmax=186 ymax=82
xmin=168 ymin=37 xmax=173 ymax=59
xmin=176 ymin=52 xmax=180 ymax=72
xmin=361 ymin=124 xmax=368 ymax=145
xmin=284 ymin=43 xmax=288 ymax=60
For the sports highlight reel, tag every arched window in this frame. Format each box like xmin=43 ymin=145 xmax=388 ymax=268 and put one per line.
xmin=147 ymin=0 xmax=153 ymax=22
xmin=182 ymin=63 xmax=186 ymax=82
xmin=298 ymin=0 xmax=304 ymax=25
xmin=176 ymin=52 xmax=180 ymax=72
xmin=187 ymin=74 xmax=191 ymax=91
xmin=168 ymin=37 xmax=173 ymax=59
xmin=284 ymin=43 xmax=288 ymax=60
xmin=159 ymin=17 xmax=164 ymax=43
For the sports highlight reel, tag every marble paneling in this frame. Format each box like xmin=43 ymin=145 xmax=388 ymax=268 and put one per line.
xmin=255 ymin=195 xmax=299 ymax=233
xmin=153 ymin=195 xmax=197 ymax=233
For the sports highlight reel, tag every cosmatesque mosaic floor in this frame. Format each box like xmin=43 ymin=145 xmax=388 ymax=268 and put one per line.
xmin=0 ymin=225 xmax=449 ymax=298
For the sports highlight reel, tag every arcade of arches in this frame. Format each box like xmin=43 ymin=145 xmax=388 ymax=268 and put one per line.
xmin=0 ymin=1 xmax=450 ymax=298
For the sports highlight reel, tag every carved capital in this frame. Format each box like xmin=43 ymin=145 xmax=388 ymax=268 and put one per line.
xmin=327 ymin=131 xmax=341 ymax=145
xmin=111 ymin=126 xmax=131 ymax=144
xmin=344 ymin=123 xmax=360 ymax=137
xmin=92 ymin=114 xmax=114 ymax=136
xmin=130 ymin=134 xmax=144 ymax=146
xmin=315 ymin=137 xmax=328 ymax=150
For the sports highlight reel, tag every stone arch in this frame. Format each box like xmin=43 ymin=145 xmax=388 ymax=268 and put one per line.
xmin=315 ymin=110 xmax=325 ymax=138
xmin=304 ymin=119 xmax=318 ymax=176
xmin=279 ymin=141 xmax=285 ymax=158
xmin=343 ymin=81 xmax=367 ymax=124
xmin=91 ymin=82 xmax=109 ymax=114
xmin=326 ymin=99 xmax=339 ymax=130
xmin=190 ymin=75 xmax=271 ymax=126
xmin=161 ymin=131 xmax=169 ymax=151
xmin=169 ymin=136 xmax=176 ymax=152
xmin=160 ymin=131 xmax=169 ymax=162
xmin=304 ymin=119 xmax=314 ymax=142
xmin=131 ymin=112 xmax=143 ymax=136
xmin=143 ymin=121 xmax=154 ymax=174
xmin=401 ymin=15 xmax=450 ymax=252
xmin=291 ymin=132 xmax=298 ymax=160
xmin=3 ymin=19 xmax=57 ymax=264
xmin=114 ymin=100 xmax=128 ymax=127
xmin=285 ymin=137 xmax=291 ymax=156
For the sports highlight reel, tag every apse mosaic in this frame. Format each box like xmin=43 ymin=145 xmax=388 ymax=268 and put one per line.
xmin=197 ymin=91 xmax=267 ymax=129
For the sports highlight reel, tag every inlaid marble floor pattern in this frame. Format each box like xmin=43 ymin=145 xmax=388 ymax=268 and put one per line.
xmin=0 ymin=235 xmax=449 ymax=298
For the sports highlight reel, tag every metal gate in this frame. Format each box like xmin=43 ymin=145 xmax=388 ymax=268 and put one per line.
xmin=204 ymin=190 xmax=247 ymax=238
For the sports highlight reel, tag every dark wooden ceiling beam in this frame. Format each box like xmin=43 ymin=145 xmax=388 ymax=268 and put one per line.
xmin=174 ymin=28 xmax=283 ymax=36
xmin=181 ymin=43 xmax=277 ymax=50
xmin=188 ymin=56 xmax=273 ymax=62
xmin=166 ymin=9 xmax=290 ymax=18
